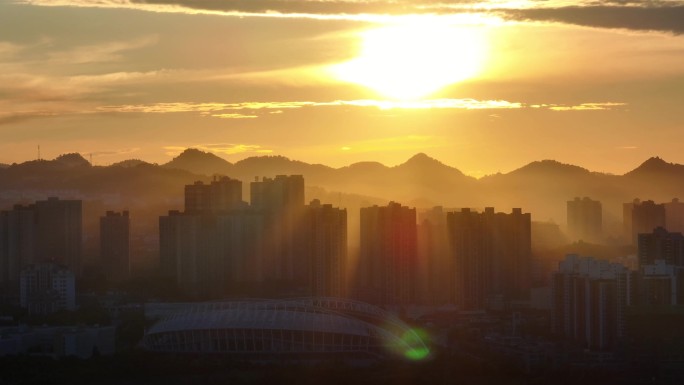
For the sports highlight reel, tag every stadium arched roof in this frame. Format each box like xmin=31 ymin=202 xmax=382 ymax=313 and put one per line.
xmin=143 ymin=297 xmax=429 ymax=360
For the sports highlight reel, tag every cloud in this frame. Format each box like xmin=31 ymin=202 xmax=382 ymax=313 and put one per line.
xmin=46 ymin=36 xmax=158 ymax=64
xmin=163 ymin=143 xmax=273 ymax=156
xmin=210 ymin=113 xmax=259 ymax=119
xmin=545 ymin=102 xmax=627 ymax=111
xmin=0 ymin=97 xmax=625 ymax=126
xmin=15 ymin=0 xmax=507 ymax=24
xmin=97 ymin=98 xmax=525 ymax=116
xmin=90 ymin=148 xmax=141 ymax=156
xmin=18 ymin=0 xmax=684 ymax=35
xmin=501 ymin=4 xmax=684 ymax=35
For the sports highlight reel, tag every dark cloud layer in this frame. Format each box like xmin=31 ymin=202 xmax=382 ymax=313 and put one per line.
xmin=504 ymin=5 xmax=684 ymax=35
xmin=134 ymin=1 xmax=684 ymax=34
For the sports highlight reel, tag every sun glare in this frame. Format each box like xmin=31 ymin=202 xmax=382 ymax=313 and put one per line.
xmin=332 ymin=18 xmax=489 ymax=100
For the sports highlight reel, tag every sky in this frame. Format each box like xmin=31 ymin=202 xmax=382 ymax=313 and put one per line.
xmin=1 ymin=0 xmax=684 ymax=177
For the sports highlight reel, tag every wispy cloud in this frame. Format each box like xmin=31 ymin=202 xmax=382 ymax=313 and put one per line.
xmin=46 ymin=36 xmax=158 ymax=64
xmin=210 ymin=113 xmax=259 ymax=119
xmin=544 ymin=102 xmax=627 ymax=111
xmin=97 ymin=98 xmax=525 ymax=115
xmin=17 ymin=0 xmax=684 ymax=34
xmin=97 ymin=99 xmax=626 ymax=117
xmin=0 ymin=98 xmax=626 ymax=126
xmin=163 ymin=143 xmax=273 ymax=157
xmin=90 ymin=148 xmax=141 ymax=156
xmin=502 ymin=4 xmax=684 ymax=35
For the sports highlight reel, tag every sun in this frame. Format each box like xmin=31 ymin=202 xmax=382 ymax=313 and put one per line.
xmin=332 ymin=19 xmax=489 ymax=101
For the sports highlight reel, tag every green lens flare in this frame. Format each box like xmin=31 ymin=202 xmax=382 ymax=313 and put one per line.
xmin=401 ymin=328 xmax=430 ymax=361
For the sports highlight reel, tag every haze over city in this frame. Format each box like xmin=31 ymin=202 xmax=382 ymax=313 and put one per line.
xmin=2 ymin=1 xmax=684 ymax=384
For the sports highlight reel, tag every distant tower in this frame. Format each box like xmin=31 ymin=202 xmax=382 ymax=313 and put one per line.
xmin=184 ymin=176 xmax=243 ymax=214
xmin=357 ymin=202 xmax=418 ymax=305
xmin=567 ymin=197 xmax=602 ymax=242
xmin=34 ymin=197 xmax=82 ymax=274
xmin=249 ymin=175 xmax=305 ymax=282
xmin=100 ymin=211 xmax=130 ymax=282
xmin=665 ymin=198 xmax=684 ymax=234
xmin=304 ymin=199 xmax=347 ymax=297
xmin=624 ymin=199 xmax=666 ymax=245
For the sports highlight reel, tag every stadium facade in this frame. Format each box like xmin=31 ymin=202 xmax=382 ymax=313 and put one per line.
xmin=142 ymin=297 xmax=429 ymax=360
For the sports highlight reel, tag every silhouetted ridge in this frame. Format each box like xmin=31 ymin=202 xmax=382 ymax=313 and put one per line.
xmin=163 ymin=148 xmax=232 ymax=176
xmin=625 ymin=156 xmax=684 ymax=176
xmin=235 ymin=155 xmax=304 ymax=168
xmin=110 ymin=159 xmax=151 ymax=168
xmin=395 ymin=153 xmax=467 ymax=177
xmin=509 ymin=159 xmax=591 ymax=176
xmin=54 ymin=153 xmax=91 ymax=168
xmin=344 ymin=161 xmax=388 ymax=172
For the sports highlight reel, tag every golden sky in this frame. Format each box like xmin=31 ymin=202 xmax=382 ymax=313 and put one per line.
xmin=1 ymin=0 xmax=684 ymax=176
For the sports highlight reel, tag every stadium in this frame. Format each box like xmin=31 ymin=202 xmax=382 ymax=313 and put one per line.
xmin=142 ymin=297 xmax=430 ymax=360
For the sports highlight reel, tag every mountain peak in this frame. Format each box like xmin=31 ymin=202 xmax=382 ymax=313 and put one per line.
xmin=626 ymin=156 xmax=682 ymax=176
xmin=399 ymin=153 xmax=448 ymax=168
xmin=639 ymin=156 xmax=668 ymax=168
xmin=163 ymin=148 xmax=232 ymax=175
xmin=394 ymin=153 xmax=469 ymax=179
xmin=173 ymin=148 xmax=223 ymax=161
xmin=54 ymin=153 xmax=90 ymax=167
xmin=407 ymin=152 xmax=433 ymax=162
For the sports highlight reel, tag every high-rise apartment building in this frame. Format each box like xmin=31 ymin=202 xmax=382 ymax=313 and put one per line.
xmin=184 ymin=176 xmax=244 ymax=213
xmin=159 ymin=209 xmax=265 ymax=298
xmin=624 ymin=199 xmax=666 ymax=245
xmin=567 ymin=197 xmax=602 ymax=242
xmin=552 ymin=254 xmax=633 ymax=351
xmin=34 ymin=197 xmax=82 ymax=273
xmin=665 ymin=198 xmax=684 ymax=234
xmin=637 ymin=226 xmax=684 ymax=267
xmin=639 ymin=260 xmax=684 ymax=306
xmin=0 ymin=197 xmax=82 ymax=286
xmin=446 ymin=207 xmax=531 ymax=310
xmin=100 ymin=211 xmax=130 ymax=282
xmin=304 ymin=200 xmax=347 ymax=298
xmin=417 ymin=206 xmax=450 ymax=305
xmin=357 ymin=202 xmax=417 ymax=305
xmin=250 ymin=175 xmax=305 ymax=282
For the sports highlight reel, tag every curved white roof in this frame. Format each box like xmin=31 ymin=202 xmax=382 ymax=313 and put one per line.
xmin=144 ymin=297 xmax=428 ymax=355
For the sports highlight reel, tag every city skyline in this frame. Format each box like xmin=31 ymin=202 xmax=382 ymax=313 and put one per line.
xmin=2 ymin=1 xmax=684 ymax=177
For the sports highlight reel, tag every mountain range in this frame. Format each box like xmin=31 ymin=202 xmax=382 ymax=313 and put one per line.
xmin=1 ymin=150 xmax=683 ymax=227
